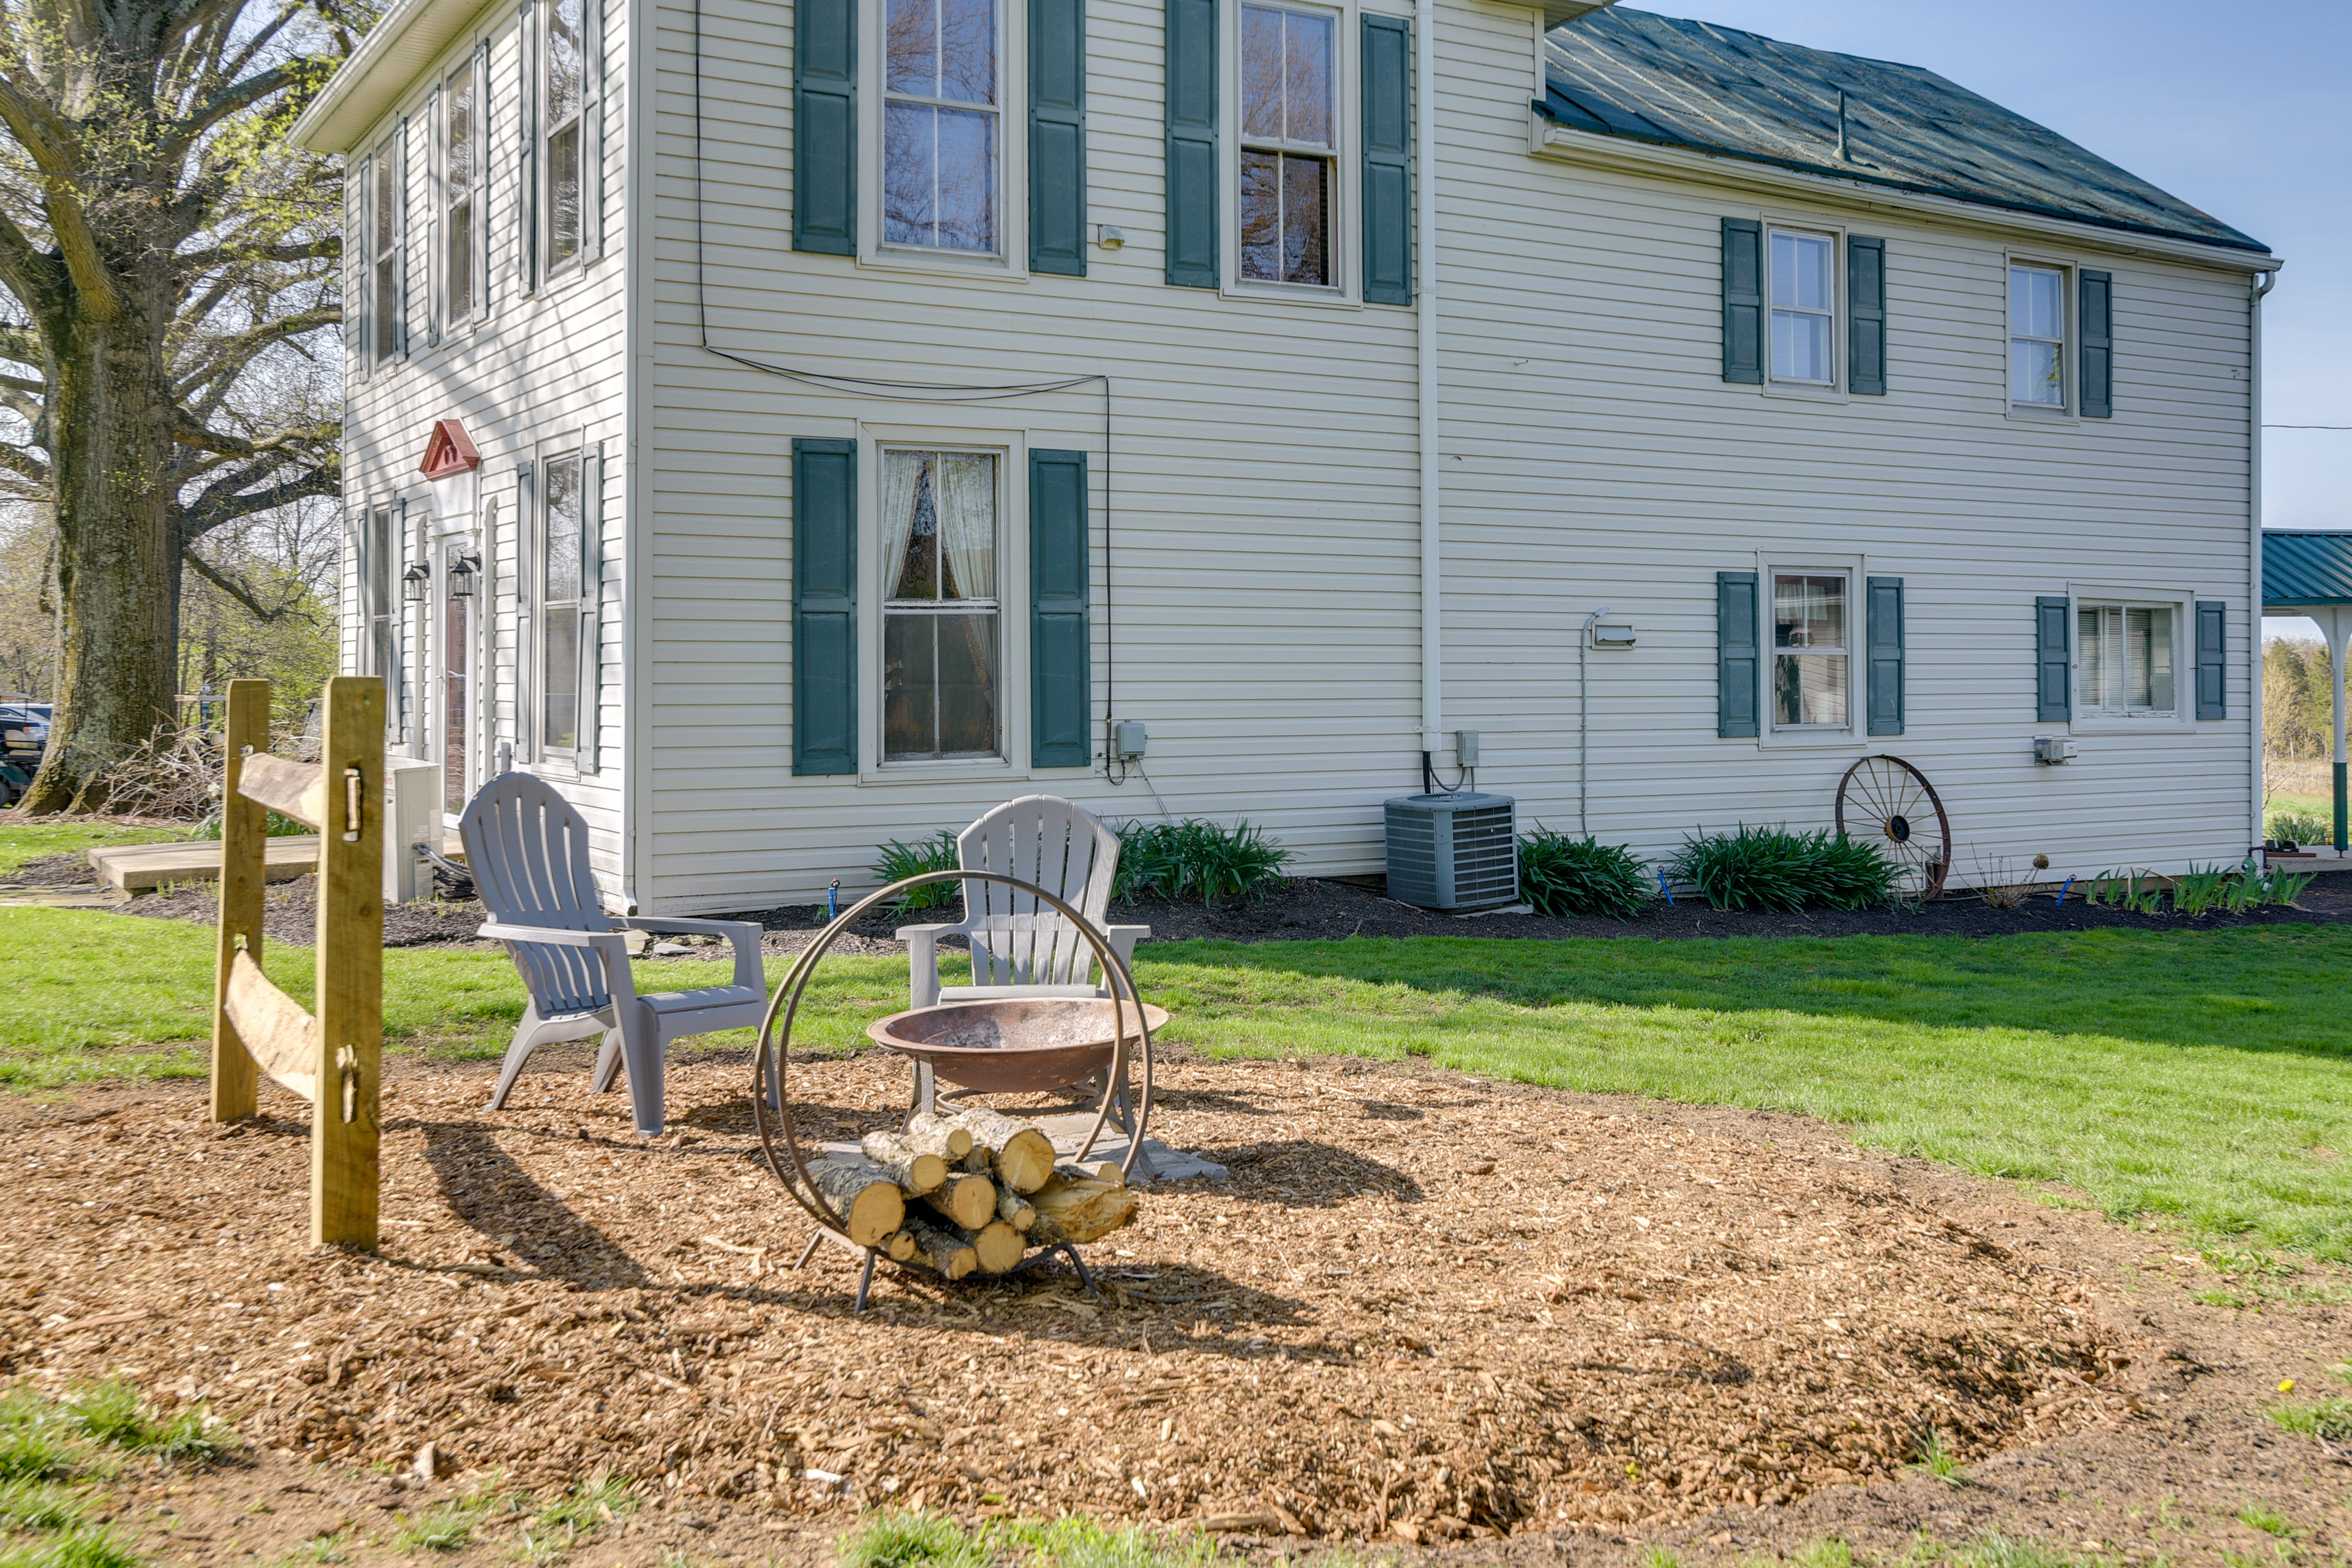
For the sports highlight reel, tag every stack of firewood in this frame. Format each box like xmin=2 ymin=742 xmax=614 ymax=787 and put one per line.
xmin=803 ymin=1108 xmax=1139 ymax=1278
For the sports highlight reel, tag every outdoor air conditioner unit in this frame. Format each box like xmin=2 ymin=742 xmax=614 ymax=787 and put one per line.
xmin=1385 ymin=791 xmax=1519 ymax=911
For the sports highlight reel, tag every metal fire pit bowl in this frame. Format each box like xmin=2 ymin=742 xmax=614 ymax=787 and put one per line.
xmin=865 ymin=998 xmax=1172 ymax=1095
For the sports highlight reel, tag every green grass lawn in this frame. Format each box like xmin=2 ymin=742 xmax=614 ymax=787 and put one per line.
xmin=4 ymin=905 xmax=2349 ymax=1257
xmin=0 ymin=818 xmax=189 ymax=875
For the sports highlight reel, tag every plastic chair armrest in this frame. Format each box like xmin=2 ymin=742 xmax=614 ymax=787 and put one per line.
xmin=620 ymin=918 xmax=765 ymax=992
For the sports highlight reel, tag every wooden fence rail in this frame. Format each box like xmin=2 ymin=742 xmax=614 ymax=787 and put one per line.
xmin=209 ymin=676 xmax=383 ymax=1250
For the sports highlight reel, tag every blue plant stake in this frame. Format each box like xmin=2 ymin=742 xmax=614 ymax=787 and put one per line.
xmin=1656 ymin=868 xmax=1675 ymax=907
xmin=2055 ymin=875 xmax=2073 ymax=907
xmin=827 ymin=878 xmax=840 ymax=922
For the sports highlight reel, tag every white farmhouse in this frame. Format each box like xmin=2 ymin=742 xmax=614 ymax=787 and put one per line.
xmin=290 ymin=0 xmax=2279 ymax=913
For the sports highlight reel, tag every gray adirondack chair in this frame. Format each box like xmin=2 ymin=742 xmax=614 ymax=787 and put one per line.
xmin=897 ymin=794 xmax=1149 ymax=1118
xmin=462 ymin=774 xmax=768 ymax=1137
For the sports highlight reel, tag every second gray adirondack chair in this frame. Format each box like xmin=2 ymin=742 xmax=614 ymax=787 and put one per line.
xmin=461 ymin=773 xmax=768 ymax=1137
xmin=897 ymin=794 xmax=1150 ymax=1118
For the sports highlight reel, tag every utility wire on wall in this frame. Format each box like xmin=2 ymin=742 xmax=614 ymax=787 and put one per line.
xmin=687 ymin=0 xmax=1123 ymax=743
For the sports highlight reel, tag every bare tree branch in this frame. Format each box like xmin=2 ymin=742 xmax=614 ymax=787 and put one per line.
xmin=181 ymin=462 xmax=338 ymax=538
xmin=181 ymin=544 xmax=307 ymax=621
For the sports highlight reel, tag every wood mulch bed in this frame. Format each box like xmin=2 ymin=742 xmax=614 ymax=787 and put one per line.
xmin=9 ymin=1054 xmax=2138 ymax=1540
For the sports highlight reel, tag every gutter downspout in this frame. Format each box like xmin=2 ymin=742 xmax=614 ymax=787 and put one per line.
xmin=1416 ymin=0 xmax=1441 ymax=756
xmin=2250 ymin=267 xmax=2277 ymax=854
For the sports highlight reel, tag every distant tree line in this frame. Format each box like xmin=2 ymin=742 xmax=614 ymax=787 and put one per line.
xmin=2266 ymin=638 xmax=2337 ymax=760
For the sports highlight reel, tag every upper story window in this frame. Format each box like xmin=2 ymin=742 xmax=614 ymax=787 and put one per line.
xmin=882 ymin=449 xmax=1000 ymax=760
xmin=2010 ymin=263 xmax=2067 ymax=409
xmin=1238 ymin=2 xmax=1334 ymax=287
xmin=2078 ymin=602 xmax=2175 ymax=717
xmin=371 ymin=152 xmax=399 ymax=367
xmin=1768 ymin=228 xmax=1834 ymax=385
xmin=1772 ymin=570 xmax=1849 ymax=729
xmin=545 ymin=0 xmax=587 ymax=270
xmin=444 ymin=63 xmax=478 ymax=318
xmin=883 ymin=0 xmax=1000 ymax=252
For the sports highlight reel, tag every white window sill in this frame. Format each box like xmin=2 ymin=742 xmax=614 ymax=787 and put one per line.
xmin=1762 ymin=380 xmax=1849 ymax=405
xmin=860 ymin=757 xmax=1025 ymax=786
xmin=859 ymin=247 xmax=1029 ymax=284
xmin=2067 ymin=715 xmax=2190 ymax=736
xmin=2007 ymin=404 xmax=2078 ymax=427
xmin=1218 ymin=279 xmax=1362 ymax=311
xmin=1758 ymin=727 xmax=1867 ymax=748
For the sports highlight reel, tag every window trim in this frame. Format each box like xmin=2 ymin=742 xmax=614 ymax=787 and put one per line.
xmin=855 ymin=423 xmax=1036 ymax=782
xmin=1764 ymin=223 xmax=1838 ymax=390
xmin=1754 ymin=552 xmax=1870 ymax=748
xmin=434 ymin=48 xmax=489 ymax=336
xmin=365 ymin=139 xmax=404 ymax=372
xmin=2006 ymin=254 xmax=2075 ymax=419
xmin=360 ymin=501 xmax=399 ymax=682
xmin=1219 ymin=0 xmax=1362 ymax=306
xmin=859 ymin=0 xmax=1030 ymax=277
xmin=2063 ymin=583 xmax=2196 ymax=733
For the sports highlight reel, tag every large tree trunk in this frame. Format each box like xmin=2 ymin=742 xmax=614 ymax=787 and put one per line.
xmin=22 ymin=310 xmax=181 ymax=814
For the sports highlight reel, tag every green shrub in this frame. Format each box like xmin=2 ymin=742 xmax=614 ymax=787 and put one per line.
xmin=1518 ymin=831 xmax=1653 ymax=919
xmin=2267 ymin=809 xmax=2333 ymax=845
xmin=1667 ymin=825 xmax=1898 ymax=912
xmin=870 ymin=831 xmax=962 ymax=911
xmin=1114 ymin=820 xmax=1290 ymax=907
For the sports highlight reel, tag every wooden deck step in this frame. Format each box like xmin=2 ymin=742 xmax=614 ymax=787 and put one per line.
xmin=86 ymin=835 xmax=320 ymax=893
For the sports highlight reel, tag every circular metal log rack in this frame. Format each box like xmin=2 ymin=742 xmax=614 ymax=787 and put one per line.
xmin=750 ymin=869 xmax=1154 ymax=1311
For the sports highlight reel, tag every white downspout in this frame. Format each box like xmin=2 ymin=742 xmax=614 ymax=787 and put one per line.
xmin=1415 ymin=0 xmax=1441 ymax=755
xmin=2249 ymin=267 xmax=2277 ymax=853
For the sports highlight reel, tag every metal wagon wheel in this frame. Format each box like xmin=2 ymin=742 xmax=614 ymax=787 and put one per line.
xmin=1835 ymin=755 xmax=1953 ymax=901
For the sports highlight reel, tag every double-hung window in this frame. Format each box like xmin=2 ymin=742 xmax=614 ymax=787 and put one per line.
xmin=540 ymin=453 xmax=584 ymax=753
xmin=1768 ymin=228 xmax=1834 ymax=385
xmin=881 ymin=449 xmax=1000 ymax=760
xmin=2010 ymin=263 xmax=2067 ymax=409
xmin=2077 ymin=602 xmax=2175 ymax=717
xmin=371 ymin=153 xmax=399 ymax=368
xmin=364 ymin=505 xmax=397 ymax=679
xmin=1238 ymin=2 xmax=1335 ymax=287
xmin=883 ymin=0 xmax=1001 ymax=253
xmin=443 ymin=62 xmax=479 ymax=320
xmin=546 ymin=0 xmax=587 ymax=270
xmin=1772 ymin=570 xmax=1849 ymax=729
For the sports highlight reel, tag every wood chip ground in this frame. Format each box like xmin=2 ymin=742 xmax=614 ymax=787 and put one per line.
xmin=0 ymin=1052 xmax=2148 ymax=1544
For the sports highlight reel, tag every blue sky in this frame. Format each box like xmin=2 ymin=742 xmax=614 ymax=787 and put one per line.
xmin=1627 ymin=0 xmax=2348 ymax=639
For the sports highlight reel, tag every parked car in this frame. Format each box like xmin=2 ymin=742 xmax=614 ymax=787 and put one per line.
xmin=0 ymin=699 xmax=47 ymax=806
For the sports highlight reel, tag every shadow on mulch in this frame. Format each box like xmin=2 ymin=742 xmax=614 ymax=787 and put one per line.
xmin=417 ymin=1118 xmax=653 ymax=1287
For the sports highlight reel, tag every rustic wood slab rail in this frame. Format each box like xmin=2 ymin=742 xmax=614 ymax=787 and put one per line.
xmin=209 ymin=676 xmax=383 ymax=1250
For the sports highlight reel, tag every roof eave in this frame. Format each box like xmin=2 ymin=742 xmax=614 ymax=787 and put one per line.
xmin=1531 ymin=120 xmax=2283 ymax=272
xmin=289 ymin=0 xmax=494 ymax=153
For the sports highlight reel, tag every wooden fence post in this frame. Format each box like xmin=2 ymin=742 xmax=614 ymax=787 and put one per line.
xmin=210 ymin=679 xmax=270 ymax=1121
xmin=313 ymin=676 xmax=384 ymax=1250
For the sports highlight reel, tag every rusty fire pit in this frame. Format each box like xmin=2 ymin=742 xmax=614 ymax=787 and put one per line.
xmin=865 ymin=998 xmax=1171 ymax=1095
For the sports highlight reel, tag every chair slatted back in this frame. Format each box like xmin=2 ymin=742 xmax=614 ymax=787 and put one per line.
xmin=459 ymin=774 xmax=614 ymax=1015
xmin=957 ymin=795 xmax=1120 ymax=987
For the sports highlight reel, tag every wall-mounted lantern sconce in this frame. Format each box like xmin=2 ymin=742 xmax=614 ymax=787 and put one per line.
xmin=402 ymin=560 xmax=432 ymax=603
xmin=446 ymin=552 xmax=481 ymax=599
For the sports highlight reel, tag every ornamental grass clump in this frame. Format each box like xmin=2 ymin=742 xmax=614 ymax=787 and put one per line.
xmin=1667 ymin=825 xmax=1899 ymax=912
xmin=1518 ymin=830 xmax=1653 ymax=919
xmin=870 ymin=830 xmax=962 ymax=911
xmin=1115 ymin=820 xmax=1291 ymax=907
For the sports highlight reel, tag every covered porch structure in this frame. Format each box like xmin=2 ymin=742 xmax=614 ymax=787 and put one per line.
xmin=2264 ymin=530 xmax=2352 ymax=853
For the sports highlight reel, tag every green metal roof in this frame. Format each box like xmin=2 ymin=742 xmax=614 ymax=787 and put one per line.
xmin=2266 ymin=533 xmax=2352 ymax=609
xmin=1542 ymin=9 xmax=2269 ymax=256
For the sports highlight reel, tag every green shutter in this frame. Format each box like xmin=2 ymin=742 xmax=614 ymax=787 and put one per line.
xmin=793 ymin=439 xmax=858 ymax=775
xmin=794 ymin=0 xmax=858 ymax=255
xmin=1030 ymin=450 xmax=1091 ymax=767
xmin=1360 ymin=13 xmax=1411 ymax=306
xmin=1847 ymin=235 xmax=1885 ymax=396
xmin=1029 ymin=0 xmax=1087 ymax=276
xmin=2079 ymin=268 xmax=2113 ymax=418
xmin=1717 ymin=571 xmax=1758 ymax=738
xmin=1721 ymin=218 xmax=1762 ymax=384
xmin=1164 ymin=0 xmax=1218 ymax=288
xmin=2035 ymin=595 xmax=2071 ymax=723
xmin=394 ymin=123 xmax=410 ymax=358
xmin=352 ymin=156 xmax=371 ymax=364
xmin=516 ymin=462 xmax=537 ymax=756
xmin=1866 ymin=575 xmax=1904 ymax=735
xmin=518 ymin=0 xmax=536 ymax=291
xmin=2195 ymin=600 xmax=2225 ymax=720
xmin=578 ymin=442 xmax=603 ymax=772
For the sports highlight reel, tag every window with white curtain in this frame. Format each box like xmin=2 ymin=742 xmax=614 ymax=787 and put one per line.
xmin=1768 ymin=228 xmax=1835 ymax=385
xmin=2010 ymin=263 xmax=2067 ymax=408
xmin=1772 ymin=570 xmax=1849 ymax=729
xmin=882 ymin=450 xmax=1000 ymax=760
xmin=883 ymin=0 xmax=1000 ymax=252
xmin=2077 ymin=602 xmax=2176 ymax=717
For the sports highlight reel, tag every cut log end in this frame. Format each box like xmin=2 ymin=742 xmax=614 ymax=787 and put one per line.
xmin=903 ymin=1218 xmax=978 ymax=1281
xmin=805 ymin=1157 xmax=909 ymax=1249
xmin=904 ymin=1111 xmax=976 ymax=1161
xmin=969 ymin=1219 xmax=1025 ymax=1273
xmin=1027 ymin=1173 xmax=1140 ymax=1247
xmin=924 ymin=1171 xmax=998 ymax=1231
xmin=942 ymin=1109 xmax=1058 ymax=1195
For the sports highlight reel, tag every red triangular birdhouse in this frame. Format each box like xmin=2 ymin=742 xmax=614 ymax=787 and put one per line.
xmin=418 ymin=418 xmax=481 ymax=480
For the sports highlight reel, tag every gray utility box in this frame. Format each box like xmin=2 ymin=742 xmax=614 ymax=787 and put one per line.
xmin=1385 ymin=791 xmax=1519 ymax=911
